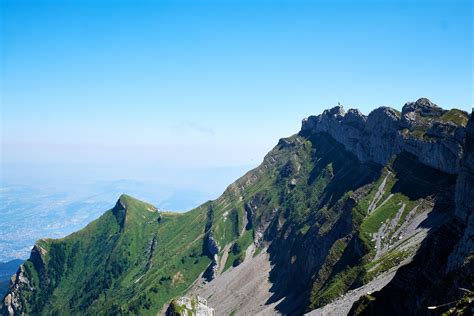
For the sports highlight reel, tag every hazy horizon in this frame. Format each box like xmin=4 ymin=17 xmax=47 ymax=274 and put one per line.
xmin=2 ymin=0 xmax=472 ymax=194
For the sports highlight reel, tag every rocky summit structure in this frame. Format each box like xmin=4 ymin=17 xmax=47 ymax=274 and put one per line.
xmin=302 ymin=98 xmax=466 ymax=174
xmin=2 ymin=98 xmax=473 ymax=316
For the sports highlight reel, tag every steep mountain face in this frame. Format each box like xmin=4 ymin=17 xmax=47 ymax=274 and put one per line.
xmin=302 ymin=98 xmax=466 ymax=174
xmin=2 ymin=98 xmax=472 ymax=316
xmin=2 ymin=196 xmax=213 ymax=315
xmin=350 ymin=105 xmax=474 ymax=315
xmin=0 ymin=260 xmax=23 ymax=298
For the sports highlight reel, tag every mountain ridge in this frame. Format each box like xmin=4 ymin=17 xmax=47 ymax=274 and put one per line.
xmin=302 ymin=98 xmax=468 ymax=174
xmin=2 ymin=98 xmax=473 ymax=315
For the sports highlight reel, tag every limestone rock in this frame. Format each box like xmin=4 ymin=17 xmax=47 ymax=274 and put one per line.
xmin=301 ymin=98 xmax=466 ymax=174
xmin=167 ymin=296 xmax=215 ymax=316
xmin=2 ymin=265 xmax=33 ymax=316
xmin=402 ymin=97 xmax=445 ymax=119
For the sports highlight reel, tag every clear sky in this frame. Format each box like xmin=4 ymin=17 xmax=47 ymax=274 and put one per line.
xmin=1 ymin=0 xmax=473 ymax=192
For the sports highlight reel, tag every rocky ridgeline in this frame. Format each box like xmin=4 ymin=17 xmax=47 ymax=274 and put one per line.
xmin=2 ymin=266 xmax=32 ymax=316
xmin=301 ymin=98 xmax=467 ymax=174
xmin=3 ymin=243 xmax=47 ymax=315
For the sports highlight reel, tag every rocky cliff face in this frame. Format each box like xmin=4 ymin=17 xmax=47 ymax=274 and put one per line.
xmin=2 ymin=243 xmax=47 ymax=316
xmin=199 ymin=98 xmax=472 ymax=315
xmin=349 ymin=108 xmax=473 ymax=315
xmin=448 ymin=110 xmax=474 ymax=271
xmin=454 ymin=111 xmax=474 ymax=222
xmin=2 ymin=266 xmax=32 ymax=316
xmin=302 ymin=98 xmax=467 ymax=174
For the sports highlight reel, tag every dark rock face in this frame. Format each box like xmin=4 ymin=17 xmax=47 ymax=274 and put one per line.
xmin=202 ymin=204 xmax=220 ymax=281
xmin=401 ymin=98 xmax=446 ymax=125
xmin=29 ymin=245 xmax=46 ymax=274
xmin=2 ymin=244 xmax=47 ymax=316
xmin=365 ymin=107 xmax=401 ymax=164
xmin=350 ymin=110 xmax=473 ymax=315
xmin=302 ymin=98 xmax=466 ymax=174
xmin=448 ymin=111 xmax=474 ymax=270
xmin=454 ymin=112 xmax=474 ymax=222
xmin=112 ymin=196 xmax=127 ymax=229
xmin=2 ymin=266 xmax=33 ymax=316
xmin=349 ymin=218 xmax=464 ymax=316
xmin=206 ymin=236 xmax=219 ymax=257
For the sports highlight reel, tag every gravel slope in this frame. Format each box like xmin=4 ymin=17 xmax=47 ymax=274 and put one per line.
xmin=192 ymin=247 xmax=282 ymax=315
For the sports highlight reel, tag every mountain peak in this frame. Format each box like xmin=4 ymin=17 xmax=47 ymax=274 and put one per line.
xmin=112 ymin=194 xmax=158 ymax=229
xmin=116 ymin=194 xmax=133 ymax=209
xmin=115 ymin=194 xmax=157 ymax=212
xmin=324 ymin=105 xmax=345 ymax=117
xmin=301 ymin=98 xmax=467 ymax=174
xmin=402 ymin=97 xmax=445 ymax=121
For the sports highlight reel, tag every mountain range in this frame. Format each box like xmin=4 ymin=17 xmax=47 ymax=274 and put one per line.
xmin=2 ymin=98 xmax=473 ymax=315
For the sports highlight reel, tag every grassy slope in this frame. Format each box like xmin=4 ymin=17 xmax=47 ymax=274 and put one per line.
xmin=308 ymin=151 xmax=456 ymax=309
xmin=400 ymin=108 xmax=468 ymax=140
xmin=16 ymin=195 xmax=211 ymax=315
xmin=441 ymin=109 xmax=469 ymax=126
xmin=202 ymin=133 xmax=384 ymax=310
xmin=5 ymin=129 xmax=458 ymax=315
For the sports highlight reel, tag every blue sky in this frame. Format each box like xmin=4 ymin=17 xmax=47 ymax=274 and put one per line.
xmin=1 ymin=0 xmax=473 ymax=193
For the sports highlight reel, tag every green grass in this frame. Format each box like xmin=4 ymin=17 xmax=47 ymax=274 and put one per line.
xmin=356 ymin=164 xmax=417 ymax=252
xmin=411 ymin=127 xmax=427 ymax=138
xmin=353 ymin=169 xmax=390 ymax=214
xmin=363 ymin=248 xmax=411 ymax=282
xmin=360 ymin=194 xmax=407 ymax=239
xmin=312 ymin=266 xmax=363 ymax=307
xmin=309 ymin=237 xmax=350 ymax=304
xmin=14 ymin=134 xmax=304 ymax=315
xmin=309 ymin=153 xmax=440 ymax=309
xmin=223 ymin=229 xmax=254 ymax=271
xmin=253 ymin=246 xmax=263 ymax=257
xmin=441 ymin=109 xmax=469 ymax=126
xmin=13 ymin=195 xmax=213 ymax=315
xmin=350 ymin=294 xmax=377 ymax=315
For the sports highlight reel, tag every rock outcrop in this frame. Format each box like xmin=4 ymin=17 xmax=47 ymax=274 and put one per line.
xmin=301 ymin=98 xmax=467 ymax=174
xmin=2 ymin=266 xmax=33 ymax=316
xmin=166 ymin=296 xmax=215 ymax=316
xmin=2 ymin=242 xmax=48 ymax=316
xmin=203 ymin=235 xmax=220 ymax=281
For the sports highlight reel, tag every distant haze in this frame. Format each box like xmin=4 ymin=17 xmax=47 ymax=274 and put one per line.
xmin=1 ymin=0 xmax=472 ymax=194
